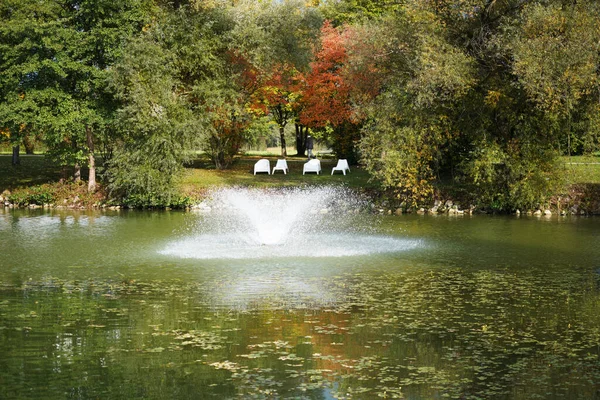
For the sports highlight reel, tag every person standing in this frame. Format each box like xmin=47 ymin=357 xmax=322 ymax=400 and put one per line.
xmin=306 ymin=135 xmax=314 ymax=160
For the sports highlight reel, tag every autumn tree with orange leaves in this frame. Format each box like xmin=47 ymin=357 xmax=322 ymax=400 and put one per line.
xmin=300 ymin=21 xmax=382 ymax=163
xmin=227 ymin=0 xmax=321 ymax=157
xmin=250 ymin=64 xmax=305 ymax=157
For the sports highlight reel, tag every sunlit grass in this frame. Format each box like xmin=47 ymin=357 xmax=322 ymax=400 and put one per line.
xmin=560 ymin=155 xmax=600 ymax=184
xmin=3 ymin=153 xmax=600 ymax=195
xmin=177 ymin=155 xmax=375 ymax=196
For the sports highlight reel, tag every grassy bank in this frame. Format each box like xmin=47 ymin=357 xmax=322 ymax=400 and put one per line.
xmin=0 ymin=154 xmax=377 ymax=208
xmin=178 ymin=155 xmax=376 ymax=198
xmin=562 ymin=155 xmax=600 ymax=184
xmin=1 ymin=153 xmax=599 ymax=213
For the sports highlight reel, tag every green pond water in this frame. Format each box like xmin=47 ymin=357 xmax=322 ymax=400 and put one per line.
xmin=0 ymin=206 xmax=599 ymax=399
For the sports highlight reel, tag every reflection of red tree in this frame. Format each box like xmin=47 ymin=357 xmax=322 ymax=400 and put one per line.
xmin=243 ymin=309 xmax=359 ymax=375
xmin=308 ymin=311 xmax=358 ymax=373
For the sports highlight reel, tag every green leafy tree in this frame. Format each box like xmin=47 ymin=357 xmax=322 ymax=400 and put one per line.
xmin=356 ymin=0 xmax=598 ymax=211
xmin=453 ymin=0 xmax=599 ymax=210
xmin=359 ymin=6 xmax=475 ymax=206
xmin=0 ymin=0 xmax=151 ymax=190
xmin=107 ymin=32 xmax=196 ymax=206
xmin=108 ymin=4 xmax=253 ymax=203
xmin=318 ymin=0 xmax=400 ymax=25
xmin=201 ymin=54 xmax=256 ymax=170
xmin=509 ymin=2 xmax=600 ymax=156
xmin=229 ymin=0 xmax=322 ymax=71
xmin=0 ymin=0 xmax=62 ymax=165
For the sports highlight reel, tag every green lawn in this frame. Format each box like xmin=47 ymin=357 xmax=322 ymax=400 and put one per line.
xmin=0 ymin=153 xmax=376 ymax=194
xmin=561 ymin=155 xmax=600 ymax=184
xmin=178 ymin=155 xmax=376 ymax=196
xmin=2 ymin=153 xmax=599 ymax=196
xmin=0 ymin=155 xmax=64 ymax=191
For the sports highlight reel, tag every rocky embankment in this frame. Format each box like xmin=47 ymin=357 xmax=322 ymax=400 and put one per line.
xmin=370 ymin=183 xmax=600 ymax=216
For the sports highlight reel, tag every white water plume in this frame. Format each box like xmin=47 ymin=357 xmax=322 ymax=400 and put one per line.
xmin=160 ymin=186 xmax=420 ymax=259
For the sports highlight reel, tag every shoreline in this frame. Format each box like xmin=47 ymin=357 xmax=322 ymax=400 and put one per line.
xmin=2 ymin=182 xmax=599 ymax=216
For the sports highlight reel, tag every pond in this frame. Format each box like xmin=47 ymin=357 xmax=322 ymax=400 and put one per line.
xmin=1 ymin=188 xmax=599 ymax=399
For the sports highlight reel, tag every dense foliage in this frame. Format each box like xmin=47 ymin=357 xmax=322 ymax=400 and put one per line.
xmin=0 ymin=0 xmax=152 ymax=189
xmin=1 ymin=0 xmax=599 ymax=209
xmin=106 ymin=5 xmax=235 ymax=203
xmin=358 ymin=1 xmax=600 ymax=210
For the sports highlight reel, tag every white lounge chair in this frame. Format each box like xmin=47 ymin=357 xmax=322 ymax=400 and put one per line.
xmin=303 ymin=159 xmax=321 ymax=175
xmin=331 ymin=159 xmax=350 ymax=175
xmin=272 ymin=159 xmax=289 ymax=174
xmin=253 ymin=159 xmax=270 ymax=175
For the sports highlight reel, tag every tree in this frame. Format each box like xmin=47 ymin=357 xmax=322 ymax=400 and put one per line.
xmin=229 ymin=0 xmax=322 ymax=72
xmin=351 ymin=1 xmax=599 ymax=211
xmin=300 ymin=22 xmax=354 ymax=161
xmin=301 ymin=22 xmax=352 ymax=129
xmin=229 ymin=0 xmax=322 ymax=157
xmin=107 ymin=25 xmax=197 ymax=205
xmin=250 ymin=64 xmax=304 ymax=157
xmin=0 ymin=0 xmax=151 ymax=190
xmin=358 ymin=5 xmax=476 ymax=206
xmin=318 ymin=0 xmax=400 ymax=25
xmin=449 ymin=0 xmax=599 ymax=210
xmin=509 ymin=2 xmax=600 ymax=156
xmin=300 ymin=21 xmax=355 ymax=161
xmin=202 ymin=51 xmax=258 ymax=169
xmin=294 ymin=121 xmax=310 ymax=157
xmin=300 ymin=21 xmax=383 ymax=162
xmin=108 ymin=4 xmax=256 ymax=202
xmin=0 ymin=0 xmax=61 ymax=166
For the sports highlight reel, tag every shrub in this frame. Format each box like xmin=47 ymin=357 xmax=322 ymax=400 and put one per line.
xmin=7 ymin=180 xmax=106 ymax=207
xmin=121 ymin=193 xmax=192 ymax=209
xmin=8 ymin=185 xmax=55 ymax=206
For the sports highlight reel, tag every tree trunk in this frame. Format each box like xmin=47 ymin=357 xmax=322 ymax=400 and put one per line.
xmin=279 ymin=125 xmax=287 ymax=157
xmin=74 ymin=163 xmax=81 ymax=182
xmin=86 ymin=126 xmax=96 ymax=192
xmin=566 ymin=98 xmax=571 ymax=158
xmin=295 ymin=123 xmax=308 ymax=157
xmin=72 ymin=139 xmax=81 ymax=182
xmin=23 ymin=136 xmax=35 ymax=154
xmin=11 ymin=145 xmax=20 ymax=165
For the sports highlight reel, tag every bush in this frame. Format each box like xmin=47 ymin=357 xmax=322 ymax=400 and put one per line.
xmin=121 ymin=193 xmax=192 ymax=209
xmin=7 ymin=180 xmax=106 ymax=207
xmin=461 ymin=142 xmax=563 ymax=212
xmin=8 ymin=185 xmax=55 ymax=206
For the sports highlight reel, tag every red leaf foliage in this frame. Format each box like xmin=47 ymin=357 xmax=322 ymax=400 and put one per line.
xmin=299 ymin=21 xmax=353 ymax=128
xmin=227 ymin=50 xmax=261 ymax=96
xmin=249 ymin=63 xmax=304 ymax=119
xmin=298 ymin=21 xmax=383 ymax=129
